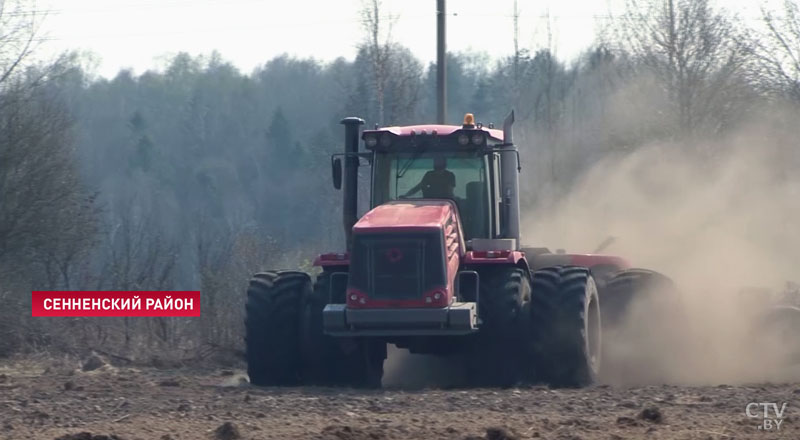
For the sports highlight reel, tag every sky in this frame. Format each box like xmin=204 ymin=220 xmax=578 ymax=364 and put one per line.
xmin=34 ymin=0 xmax=766 ymax=79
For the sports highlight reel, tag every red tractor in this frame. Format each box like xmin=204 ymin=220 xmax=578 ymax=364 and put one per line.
xmin=245 ymin=112 xmax=669 ymax=388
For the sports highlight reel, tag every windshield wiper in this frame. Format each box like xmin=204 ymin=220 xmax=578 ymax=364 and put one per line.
xmin=396 ymin=143 xmax=428 ymax=179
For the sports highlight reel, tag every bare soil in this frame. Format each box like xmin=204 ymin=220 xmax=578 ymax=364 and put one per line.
xmin=1 ymin=356 xmax=798 ymax=440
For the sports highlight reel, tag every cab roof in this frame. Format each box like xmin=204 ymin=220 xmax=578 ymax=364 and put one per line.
xmin=363 ymin=124 xmax=504 ymax=142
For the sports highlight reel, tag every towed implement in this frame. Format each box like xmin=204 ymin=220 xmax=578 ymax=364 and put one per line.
xmin=245 ymin=112 xmax=670 ymax=388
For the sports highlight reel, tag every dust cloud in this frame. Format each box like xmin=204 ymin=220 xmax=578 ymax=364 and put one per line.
xmin=523 ymin=112 xmax=800 ymax=385
xmin=383 ymin=113 xmax=800 ymax=388
xmin=382 ymin=345 xmax=464 ymax=388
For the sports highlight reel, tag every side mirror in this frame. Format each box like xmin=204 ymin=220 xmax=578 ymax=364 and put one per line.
xmin=456 ymin=270 xmax=479 ymax=302
xmin=332 ymin=157 xmax=342 ymax=190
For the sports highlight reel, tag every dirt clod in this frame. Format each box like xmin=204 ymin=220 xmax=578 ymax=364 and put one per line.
xmin=485 ymin=427 xmax=519 ymax=440
xmin=213 ymin=422 xmax=240 ymax=440
xmin=81 ymin=355 xmax=106 ymax=372
xmin=639 ymin=407 xmax=663 ymax=424
xmin=158 ymin=379 xmax=180 ymax=387
xmin=0 ymin=373 xmax=7 ymax=382
xmin=64 ymin=381 xmax=75 ymax=391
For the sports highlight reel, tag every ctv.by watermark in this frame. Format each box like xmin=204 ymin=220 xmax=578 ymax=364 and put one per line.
xmin=745 ymin=402 xmax=788 ymax=431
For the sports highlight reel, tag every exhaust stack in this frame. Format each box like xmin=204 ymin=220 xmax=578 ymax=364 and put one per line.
xmin=340 ymin=117 xmax=364 ymax=251
xmin=500 ymin=110 xmax=520 ymax=247
xmin=503 ymin=110 xmax=514 ymax=145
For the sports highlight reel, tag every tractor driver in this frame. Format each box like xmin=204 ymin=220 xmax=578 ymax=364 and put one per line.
xmin=402 ymin=156 xmax=456 ymax=199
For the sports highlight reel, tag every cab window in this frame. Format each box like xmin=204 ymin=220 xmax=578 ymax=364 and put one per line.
xmin=372 ymin=151 xmax=490 ymax=240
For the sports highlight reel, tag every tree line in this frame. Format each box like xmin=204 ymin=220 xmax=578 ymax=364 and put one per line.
xmin=0 ymin=0 xmax=798 ymax=359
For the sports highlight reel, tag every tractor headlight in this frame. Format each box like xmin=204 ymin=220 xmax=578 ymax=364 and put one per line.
xmin=471 ymin=133 xmax=485 ymax=145
xmin=457 ymin=133 xmax=470 ymax=146
xmin=365 ymin=135 xmax=378 ymax=148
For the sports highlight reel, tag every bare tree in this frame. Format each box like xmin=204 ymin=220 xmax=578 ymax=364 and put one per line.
xmin=0 ymin=1 xmax=101 ymax=356
xmin=0 ymin=83 xmax=97 ymax=282
xmin=41 ymin=192 xmax=100 ymax=290
xmin=759 ymin=0 xmax=800 ymax=101
xmin=512 ymin=0 xmax=523 ymax=92
xmin=360 ymin=0 xmax=395 ymax=126
xmin=383 ymin=46 xmax=423 ymax=123
xmin=102 ymin=203 xmax=176 ymax=292
xmin=97 ymin=196 xmax=177 ymax=349
xmin=195 ymin=219 xmax=277 ymax=350
xmin=616 ymin=0 xmax=754 ymax=136
xmin=0 ymin=61 xmax=99 ymax=354
xmin=0 ymin=0 xmax=40 ymax=87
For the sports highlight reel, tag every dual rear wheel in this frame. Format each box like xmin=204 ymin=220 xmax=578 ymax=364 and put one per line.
xmin=245 ymin=270 xmax=384 ymax=387
xmin=468 ymin=265 xmax=601 ymax=388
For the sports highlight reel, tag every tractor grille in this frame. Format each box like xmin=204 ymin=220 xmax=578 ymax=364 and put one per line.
xmin=349 ymin=232 xmax=445 ymax=301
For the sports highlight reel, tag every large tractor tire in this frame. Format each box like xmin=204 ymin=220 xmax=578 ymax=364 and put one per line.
xmin=466 ymin=266 xmax=531 ymax=387
xmin=599 ymin=268 xmax=684 ymax=385
xmin=245 ymin=271 xmax=310 ymax=386
xmin=529 ymin=266 xmax=601 ymax=388
xmin=301 ymin=271 xmax=386 ymax=388
xmin=600 ymin=268 xmax=676 ymax=328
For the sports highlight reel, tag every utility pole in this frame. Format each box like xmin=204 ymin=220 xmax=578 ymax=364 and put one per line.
xmin=436 ymin=0 xmax=446 ymax=124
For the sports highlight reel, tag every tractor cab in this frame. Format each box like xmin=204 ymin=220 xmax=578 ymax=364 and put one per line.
xmin=365 ymin=116 xmax=503 ymax=242
xmin=333 ymin=113 xmax=522 ymax=248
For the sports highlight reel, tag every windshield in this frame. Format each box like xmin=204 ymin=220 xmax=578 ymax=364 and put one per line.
xmin=372 ymin=151 xmax=490 ymax=240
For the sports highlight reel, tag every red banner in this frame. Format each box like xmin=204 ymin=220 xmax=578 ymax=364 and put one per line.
xmin=31 ymin=291 xmax=201 ymax=317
